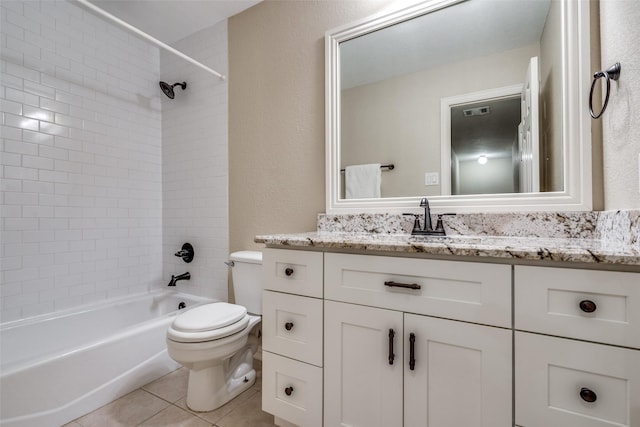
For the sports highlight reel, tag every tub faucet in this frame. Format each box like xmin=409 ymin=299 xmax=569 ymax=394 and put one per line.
xmin=168 ymin=272 xmax=190 ymax=286
xmin=174 ymin=243 xmax=194 ymax=263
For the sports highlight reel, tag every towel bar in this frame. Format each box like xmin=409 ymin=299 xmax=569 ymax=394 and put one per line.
xmin=340 ymin=164 xmax=394 ymax=172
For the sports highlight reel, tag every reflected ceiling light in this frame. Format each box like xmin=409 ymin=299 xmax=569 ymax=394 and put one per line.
xmin=478 ymin=155 xmax=488 ymax=165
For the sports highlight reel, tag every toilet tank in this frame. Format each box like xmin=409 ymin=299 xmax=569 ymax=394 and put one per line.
xmin=229 ymin=251 xmax=263 ymax=315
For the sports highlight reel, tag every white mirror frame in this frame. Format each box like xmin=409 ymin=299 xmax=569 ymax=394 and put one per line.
xmin=325 ymin=0 xmax=592 ymax=214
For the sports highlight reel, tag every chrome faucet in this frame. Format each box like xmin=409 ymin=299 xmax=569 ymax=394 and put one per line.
xmin=410 ymin=198 xmax=447 ymax=236
xmin=167 ymin=272 xmax=190 ymax=286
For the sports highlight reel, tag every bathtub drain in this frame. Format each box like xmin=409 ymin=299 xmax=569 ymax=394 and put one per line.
xmin=178 ymin=302 xmax=186 ymax=310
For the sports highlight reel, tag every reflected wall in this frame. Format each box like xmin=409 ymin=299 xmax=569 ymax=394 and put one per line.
xmin=341 ymin=44 xmax=539 ymax=198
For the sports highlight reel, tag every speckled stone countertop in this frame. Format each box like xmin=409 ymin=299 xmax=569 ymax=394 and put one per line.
xmin=255 ymin=210 xmax=640 ymax=267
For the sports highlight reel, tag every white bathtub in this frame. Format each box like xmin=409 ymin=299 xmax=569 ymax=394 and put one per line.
xmin=0 ymin=291 xmax=213 ymax=427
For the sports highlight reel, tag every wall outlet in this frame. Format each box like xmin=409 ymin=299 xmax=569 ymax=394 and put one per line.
xmin=425 ymin=172 xmax=439 ymax=186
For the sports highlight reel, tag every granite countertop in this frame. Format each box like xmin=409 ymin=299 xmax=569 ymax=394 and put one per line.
xmin=255 ymin=231 xmax=640 ymax=266
xmin=255 ymin=210 xmax=640 ymax=267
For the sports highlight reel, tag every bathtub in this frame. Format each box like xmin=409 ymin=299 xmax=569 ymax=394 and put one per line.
xmin=0 ymin=291 xmax=213 ymax=427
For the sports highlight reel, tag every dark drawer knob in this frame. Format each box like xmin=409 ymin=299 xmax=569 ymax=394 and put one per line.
xmin=285 ymin=386 xmax=294 ymax=396
xmin=285 ymin=322 xmax=294 ymax=331
xmin=579 ymin=300 xmax=597 ymax=313
xmin=285 ymin=267 xmax=294 ymax=277
xmin=580 ymin=387 xmax=597 ymax=403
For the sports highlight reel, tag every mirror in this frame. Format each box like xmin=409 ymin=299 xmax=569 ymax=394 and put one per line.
xmin=326 ymin=0 xmax=593 ymax=214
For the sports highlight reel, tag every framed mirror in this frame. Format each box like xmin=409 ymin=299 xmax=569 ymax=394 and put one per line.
xmin=325 ymin=0 xmax=593 ymax=214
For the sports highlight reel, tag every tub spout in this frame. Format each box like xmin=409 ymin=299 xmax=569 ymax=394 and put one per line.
xmin=168 ymin=272 xmax=190 ymax=286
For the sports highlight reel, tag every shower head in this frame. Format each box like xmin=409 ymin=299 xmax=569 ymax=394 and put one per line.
xmin=159 ymin=81 xmax=187 ymax=99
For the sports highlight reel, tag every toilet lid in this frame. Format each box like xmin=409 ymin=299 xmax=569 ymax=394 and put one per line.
xmin=172 ymin=302 xmax=247 ymax=333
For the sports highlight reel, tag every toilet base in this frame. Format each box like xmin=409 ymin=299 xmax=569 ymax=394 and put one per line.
xmin=185 ymin=345 xmax=257 ymax=412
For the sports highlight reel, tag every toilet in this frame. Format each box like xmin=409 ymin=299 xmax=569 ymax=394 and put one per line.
xmin=166 ymin=251 xmax=262 ymax=412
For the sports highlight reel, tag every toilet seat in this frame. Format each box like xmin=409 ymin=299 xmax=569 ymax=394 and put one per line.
xmin=167 ymin=302 xmax=250 ymax=343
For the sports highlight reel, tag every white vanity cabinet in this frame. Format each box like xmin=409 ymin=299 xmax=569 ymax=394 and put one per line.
xmin=514 ymin=266 xmax=640 ymax=427
xmin=323 ymin=253 xmax=513 ymax=427
xmin=261 ymin=249 xmax=324 ymax=427
xmin=260 ymin=246 xmax=640 ymax=427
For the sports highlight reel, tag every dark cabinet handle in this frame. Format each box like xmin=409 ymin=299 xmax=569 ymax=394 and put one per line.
xmin=409 ymin=333 xmax=416 ymax=371
xmin=579 ymin=300 xmax=597 ymax=313
xmin=285 ymin=386 xmax=294 ymax=396
xmin=384 ymin=281 xmax=421 ymax=290
xmin=388 ymin=329 xmax=395 ymax=365
xmin=580 ymin=387 xmax=597 ymax=403
xmin=285 ymin=267 xmax=294 ymax=277
xmin=285 ymin=322 xmax=294 ymax=331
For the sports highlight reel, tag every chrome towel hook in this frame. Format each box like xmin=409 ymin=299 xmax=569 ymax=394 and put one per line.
xmin=589 ymin=62 xmax=621 ymax=119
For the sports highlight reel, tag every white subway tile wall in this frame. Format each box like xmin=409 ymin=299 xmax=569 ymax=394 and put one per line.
xmin=161 ymin=21 xmax=229 ymax=302
xmin=1 ymin=0 xmax=230 ymax=322
xmin=0 ymin=0 xmax=167 ymax=322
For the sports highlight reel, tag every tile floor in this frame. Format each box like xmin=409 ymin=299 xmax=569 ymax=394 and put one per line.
xmin=64 ymin=360 xmax=277 ymax=427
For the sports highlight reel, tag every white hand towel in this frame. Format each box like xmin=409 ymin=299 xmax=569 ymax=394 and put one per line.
xmin=345 ymin=163 xmax=381 ymax=199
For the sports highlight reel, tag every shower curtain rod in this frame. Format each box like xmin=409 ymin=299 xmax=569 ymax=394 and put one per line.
xmin=75 ymin=0 xmax=226 ymax=80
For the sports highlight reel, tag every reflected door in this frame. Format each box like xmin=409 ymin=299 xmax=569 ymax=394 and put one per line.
xmin=518 ymin=56 xmax=540 ymax=193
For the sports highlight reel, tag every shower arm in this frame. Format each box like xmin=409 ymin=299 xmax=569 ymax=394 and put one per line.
xmin=74 ymin=0 xmax=226 ymax=80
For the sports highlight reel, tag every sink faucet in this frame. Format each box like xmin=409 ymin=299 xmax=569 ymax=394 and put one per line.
xmin=420 ymin=198 xmax=433 ymax=232
xmin=410 ymin=198 xmax=447 ymax=236
xmin=167 ymin=272 xmax=190 ymax=286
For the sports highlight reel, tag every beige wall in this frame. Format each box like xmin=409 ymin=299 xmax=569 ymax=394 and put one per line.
xmin=600 ymin=0 xmax=640 ymax=209
xmin=228 ymin=0 xmax=389 ymax=254
xmin=228 ymin=0 xmax=638 ymax=260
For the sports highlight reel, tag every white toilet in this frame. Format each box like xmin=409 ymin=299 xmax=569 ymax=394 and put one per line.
xmin=166 ymin=251 xmax=262 ymax=412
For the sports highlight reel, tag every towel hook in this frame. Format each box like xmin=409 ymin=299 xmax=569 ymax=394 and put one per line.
xmin=589 ymin=62 xmax=621 ymax=119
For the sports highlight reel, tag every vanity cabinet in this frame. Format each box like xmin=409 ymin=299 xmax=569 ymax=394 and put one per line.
xmin=514 ymin=266 xmax=640 ymax=427
xmin=261 ymin=249 xmax=324 ymax=427
xmin=261 ymin=247 xmax=640 ymax=427
xmin=324 ymin=253 xmax=513 ymax=427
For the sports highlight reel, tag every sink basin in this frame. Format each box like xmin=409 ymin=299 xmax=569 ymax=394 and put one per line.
xmin=409 ymin=235 xmax=483 ymax=245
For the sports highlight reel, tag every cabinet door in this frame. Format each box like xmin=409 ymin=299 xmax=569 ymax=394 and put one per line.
xmin=405 ymin=314 xmax=512 ymax=427
xmin=324 ymin=300 xmax=403 ymax=427
xmin=516 ymin=331 xmax=640 ymax=427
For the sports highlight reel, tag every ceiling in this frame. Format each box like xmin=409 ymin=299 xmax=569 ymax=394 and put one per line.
xmin=89 ymin=0 xmax=261 ymax=44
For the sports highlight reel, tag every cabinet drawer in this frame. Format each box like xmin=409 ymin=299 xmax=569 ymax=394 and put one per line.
xmin=515 ymin=332 xmax=640 ymax=427
xmin=515 ymin=266 xmax=640 ymax=348
xmin=263 ymin=291 xmax=323 ymax=366
xmin=324 ymin=253 xmax=511 ymax=327
xmin=263 ymin=249 xmax=323 ymax=298
xmin=262 ymin=351 xmax=323 ymax=427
